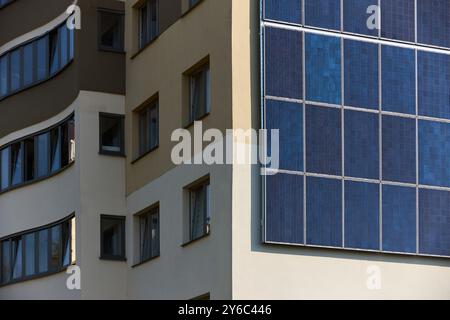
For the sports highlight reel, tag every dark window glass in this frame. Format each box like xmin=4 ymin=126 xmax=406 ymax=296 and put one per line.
xmin=189 ymin=181 xmax=210 ymax=241
xmin=1 ymin=147 xmax=9 ymax=190
xmin=266 ymin=100 xmax=303 ymax=171
xmin=0 ymin=54 xmax=8 ymax=97
xmin=305 ymin=33 xmax=341 ymax=105
xmin=99 ymin=10 xmax=124 ymax=51
xmin=305 ymin=0 xmax=340 ymax=30
xmin=418 ymin=51 xmax=450 ymax=120
xmin=38 ymin=229 xmax=49 ymax=273
xmin=265 ymin=27 xmax=302 ymax=100
xmin=419 ymin=188 xmax=450 ymax=256
xmin=10 ymin=142 xmax=23 ymax=186
xmin=344 ymin=0 xmax=378 ymax=36
xmin=382 ymin=185 xmax=416 ymax=253
xmin=140 ymin=208 xmax=160 ymax=262
xmin=381 ymin=0 xmax=415 ymax=42
xmin=36 ymin=36 xmax=48 ymax=81
xmin=61 ymin=122 xmax=69 ymax=167
xmin=62 ymin=220 xmax=71 ymax=267
xmin=24 ymin=138 xmax=34 ymax=181
xmin=139 ymin=0 xmax=158 ymax=48
xmin=50 ymin=225 xmax=61 ymax=271
xmin=306 ymin=177 xmax=342 ymax=247
xmin=344 ymin=39 xmax=379 ymax=110
xmin=345 ymin=181 xmax=379 ymax=250
xmin=381 ymin=45 xmax=415 ymax=115
xmin=189 ymin=65 xmax=210 ymax=122
xmin=264 ymin=0 xmax=302 ymax=24
xmin=306 ymin=105 xmax=342 ymax=176
xmin=50 ymin=127 xmax=61 ymax=172
xmin=49 ymin=29 xmax=60 ymax=75
xmin=12 ymin=237 xmax=22 ymax=280
xmin=100 ymin=113 xmax=124 ymax=155
xmin=101 ymin=216 xmax=125 ymax=260
xmin=382 ymin=115 xmax=416 ymax=183
xmin=60 ymin=25 xmax=69 ymax=67
xmin=189 ymin=0 xmax=200 ymax=8
xmin=23 ymin=42 xmax=34 ymax=86
xmin=419 ymin=120 xmax=450 ymax=188
xmin=417 ymin=0 xmax=450 ymax=48
xmin=1 ymin=241 xmax=11 ymax=284
xmin=10 ymin=48 xmax=21 ymax=92
xmin=139 ymin=101 xmax=159 ymax=155
xmin=24 ymin=233 xmax=36 ymax=277
xmin=69 ymin=28 xmax=74 ymax=60
xmin=344 ymin=110 xmax=379 ymax=179
xmin=266 ymin=173 xmax=304 ymax=244
xmin=36 ymin=132 xmax=49 ymax=178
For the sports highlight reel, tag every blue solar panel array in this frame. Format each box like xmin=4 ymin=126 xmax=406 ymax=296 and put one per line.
xmin=262 ymin=0 xmax=450 ymax=257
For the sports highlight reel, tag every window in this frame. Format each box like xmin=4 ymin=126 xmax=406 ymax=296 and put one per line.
xmin=264 ymin=0 xmax=302 ymax=24
xmin=99 ymin=113 xmax=124 ymax=156
xmin=100 ymin=215 xmax=125 ymax=260
xmin=266 ymin=173 xmax=304 ymax=244
xmin=0 ymin=215 xmax=75 ymax=286
xmin=98 ymin=10 xmax=124 ymax=52
xmin=0 ymin=21 xmax=74 ymax=101
xmin=139 ymin=0 xmax=158 ymax=49
xmin=188 ymin=180 xmax=211 ymax=242
xmin=0 ymin=147 xmax=9 ymax=191
xmin=265 ymin=27 xmax=302 ymax=100
xmin=189 ymin=64 xmax=211 ymax=123
xmin=188 ymin=0 xmax=200 ymax=8
xmin=0 ymin=0 xmax=15 ymax=8
xmin=0 ymin=114 xmax=74 ymax=194
xmin=138 ymin=100 xmax=159 ymax=156
xmin=139 ymin=207 xmax=160 ymax=262
xmin=305 ymin=33 xmax=341 ymax=105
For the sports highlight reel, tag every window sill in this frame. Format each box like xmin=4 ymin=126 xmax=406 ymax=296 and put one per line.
xmin=99 ymin=150 xmax=126 ymax=158
xmin=181 ymin=0 xmax=204 ymax=18
xmin=0 ymin=264 xmax=74 ymax=288
xmin=131 ymin=255 xmax=160 ymax=268
xmin=184 ymin=112 xmax=210 ymax=129
xmin=99 ymin=256 xmax=127 ymax=262
xmin=99 ymin=47 xmax=126 ymax=54
xmin=181 ymin=233 xmax=210 ymax=247
xmin=131 ymin=145 xmax=159 ymax=164
xmin=130 ymin=35 xmax=160 ymax=60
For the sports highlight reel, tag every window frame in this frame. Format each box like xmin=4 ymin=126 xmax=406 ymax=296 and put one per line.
xmin=0 ymin=113 xmax=75 ymax=195
xmin=136 ymin=99 xmax=159 ymax=159
xmin=184 ymin=178 xmax=211 ymax=245
xmin=138 ymin=0 xmax=159 ymax=50
xmin=0 ymin=214 xmax=75 ymax=287
xmin=188 ymin=64 xmax=211 ymax=124
xmin=100 ymin=215 xmax=126 ymax=261
xmin=0 ymin=20 xmax=74 ymax=102
xmin=99 ymin=112 xmax=125 ymax=157
xmin=138 ymin=206 xmax=160 ymax=264
xmin=97 ymin=8 xmax=125 ymax=53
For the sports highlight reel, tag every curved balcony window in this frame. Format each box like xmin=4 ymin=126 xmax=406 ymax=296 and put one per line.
xmin=0 ymin=0 xmax=15 ymax=9
xmin=0 ymin=214 xmax=75 ymax=286
xmin=0 ymin=114 xmax=75 ymax=194
xmin=0 ymin=21 xmax=74 ymax=101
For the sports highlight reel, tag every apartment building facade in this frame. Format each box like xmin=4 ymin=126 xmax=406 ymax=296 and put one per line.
xmin=0 ymin=0 xmax=449 ymax=300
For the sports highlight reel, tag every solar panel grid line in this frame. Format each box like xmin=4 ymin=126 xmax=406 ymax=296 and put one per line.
xmin=341 ymin=35 xmax=345 ymax=248
xmin=262 ymin=0 xmax=450 ymax=258
xmin=302 ymin=28 xmax=307 ymax=245
xmin=262 ymin=21 xmax=450 ymax=55
xmin=379 ymin=42 xmax=383 ymax=251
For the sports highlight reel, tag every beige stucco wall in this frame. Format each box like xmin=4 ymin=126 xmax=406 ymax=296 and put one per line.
xmin=124 ymin=0 xmax=233 ymax=194
xmin=0 ymin=91 xmax=127 ymax=299
xmin=230 ymin=0 xmax=450 ymax=300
